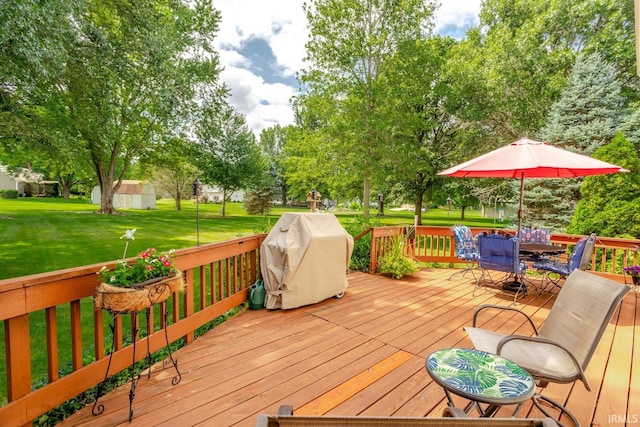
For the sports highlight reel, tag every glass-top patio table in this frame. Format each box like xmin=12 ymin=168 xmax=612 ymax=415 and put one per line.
xmin=426 ymin=348 xmax=535 ymax=418
xmin=519 ymin=243 xmax=565 ymax=258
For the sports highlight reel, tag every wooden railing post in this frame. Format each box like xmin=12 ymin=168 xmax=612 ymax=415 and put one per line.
xmin=5 ymin=315 xmax=31 ymax=402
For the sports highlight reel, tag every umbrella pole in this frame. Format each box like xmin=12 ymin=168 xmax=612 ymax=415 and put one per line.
xmin=517 ymin=173 xmax=525 ymax=236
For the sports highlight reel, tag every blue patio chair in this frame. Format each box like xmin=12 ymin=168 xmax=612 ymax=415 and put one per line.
xmin=475 ymin=233 xmax=528 ymax=303
xmin=449 ymin=225 xmax=479 ymax=281
xmin=533 ymin=233 xmax=596 ymax=293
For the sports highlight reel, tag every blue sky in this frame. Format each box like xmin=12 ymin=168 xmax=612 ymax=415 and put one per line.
xmin=214 ymin=0 xmax=482 ymax=136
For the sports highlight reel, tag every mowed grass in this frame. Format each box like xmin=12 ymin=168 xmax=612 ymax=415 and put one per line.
xmin=0 ymin=197 xmax=499 ymax=280
xmin=0 ymin=196 xmax=500 ymax=408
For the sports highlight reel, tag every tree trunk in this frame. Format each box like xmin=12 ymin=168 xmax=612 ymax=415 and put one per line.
xmin=414 ymin=191 xmax=424 ymax=225
xmin=96 ymin=165 xmax=119 ymax=214
xmin=99 ymin=183 xmax=118 ymax=214
xmin=174 ymin=189 xmax=182 ymax=210
xmin=363 ymin=170 xmax=370 ymax=217
xmin=280 ymin=183 xmax=288 ymax=207
xmin=221 ymin=189 xmax=227 ymax=217
xmin=62 ymin=182 xmax=71 ymax=199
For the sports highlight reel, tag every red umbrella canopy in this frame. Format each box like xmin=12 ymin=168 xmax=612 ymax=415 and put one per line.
xmin=438 ymin=138 xmax=627 ymax=179
xmin=438 ymin=138 xmax=628 ymax=232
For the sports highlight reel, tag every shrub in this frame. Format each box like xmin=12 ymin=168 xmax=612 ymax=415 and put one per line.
xmin=244 ymin=187 xmax=275 ymax=215
xmin=377 ymin=231 xmax=419 ymax=279
xmin=343 ymin=215 xmax=381 ymax=272
xmin=0 ymin=189 xmax=19 ymax=199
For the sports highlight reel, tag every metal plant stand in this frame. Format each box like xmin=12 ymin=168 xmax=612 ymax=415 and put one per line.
xmin=92 ymin=293 xmax=181 ymax=422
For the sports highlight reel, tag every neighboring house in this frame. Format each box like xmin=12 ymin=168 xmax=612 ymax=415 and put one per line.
xmin=91 ymin=180 xmax=156 ymax=209
xmin=201 ymin=185 xmax=244 ymax=203
xmin=0 ymin=165 xmax=59 ymax=196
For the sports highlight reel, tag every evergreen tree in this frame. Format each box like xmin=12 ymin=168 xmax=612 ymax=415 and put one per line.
xmin=527 ymin=52 xmax=625 ymax=231
xmin=540 ymin=52 xmax=623 ymax=155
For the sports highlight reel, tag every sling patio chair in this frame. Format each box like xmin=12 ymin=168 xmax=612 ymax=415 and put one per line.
xmin=449 ymin=225 xmax=480 ymax=281
xmin=532 ymin=234 xmax=596 ymax=294
xmin=464 ymin=269 xmax=629 ymax=427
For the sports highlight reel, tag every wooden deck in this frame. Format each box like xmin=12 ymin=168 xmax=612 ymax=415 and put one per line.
xmin=61 ymin=268 xmax=640 ymax=427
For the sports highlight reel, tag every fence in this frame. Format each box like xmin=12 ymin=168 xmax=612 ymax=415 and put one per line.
xmin=0 ymin=235 xmax=265 ymax=425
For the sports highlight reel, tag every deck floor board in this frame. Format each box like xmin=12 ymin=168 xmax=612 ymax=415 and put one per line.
xmin=61 ymin=268 xmax=639 ymax=427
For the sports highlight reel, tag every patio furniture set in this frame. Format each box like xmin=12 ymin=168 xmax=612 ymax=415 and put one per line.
xmin=451 ymin=224 xmax=597 ymax=303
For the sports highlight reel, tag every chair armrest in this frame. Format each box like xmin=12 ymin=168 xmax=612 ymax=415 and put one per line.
xmin=278 ymin=405 xmax=294 ymax=415
xmin=496 ymin=335 xmax=590 ymax=391
xmin=471 ymin=304 xmax=539 ymax=335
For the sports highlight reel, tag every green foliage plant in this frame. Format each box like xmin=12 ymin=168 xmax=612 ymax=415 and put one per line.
xmin=377 ymin=230 xmax=419 ymax=279
xmin=0 ymin=189 xmax=19 ymax=198
xmin=97 ymin=229 xmax=178 ymax=287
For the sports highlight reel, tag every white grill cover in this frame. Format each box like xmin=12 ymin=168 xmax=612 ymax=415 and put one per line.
xmin=260 ymin=213 xmax=354 ymax=309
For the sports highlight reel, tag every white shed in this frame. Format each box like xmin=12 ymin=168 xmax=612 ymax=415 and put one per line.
xmin=91 ymin=180 xmax=156 ymax=209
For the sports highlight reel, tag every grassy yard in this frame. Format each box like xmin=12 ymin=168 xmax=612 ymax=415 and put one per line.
xmin=0 ymin=196 xmax=501 ymax=412
xmin=0 ymin=197 xmax=499 ymax=280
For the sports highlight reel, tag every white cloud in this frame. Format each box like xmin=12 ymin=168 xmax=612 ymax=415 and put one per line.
xmin=434 ymin=0 xmax=482 ymax=34
xmin=213 ymin=0 xmax=481 ymax=137
xmin=221 ymin=66 xmax=296 ymax=135
xmin=214 ymin=0 xmax=307 ymax=136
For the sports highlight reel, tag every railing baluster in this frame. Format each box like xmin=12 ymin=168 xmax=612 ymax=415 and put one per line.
xmin=46 ymin=307 xmax=59 ymax=382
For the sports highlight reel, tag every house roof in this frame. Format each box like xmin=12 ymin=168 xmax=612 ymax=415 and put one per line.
xmin=0 ymin=165 xmax=58 ymax=184
xmin=115 ymin=180 xmax=153 ymax=195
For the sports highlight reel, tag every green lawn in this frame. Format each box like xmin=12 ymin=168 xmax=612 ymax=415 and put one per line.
xmin=0 ymin=196 xmax=501 ymax=414
xmin=0 ymin=197 xmax=500 ymax=280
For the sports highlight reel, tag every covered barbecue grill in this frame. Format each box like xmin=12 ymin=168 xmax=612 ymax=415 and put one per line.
xmin=260 ymin=213 xmax=354 ymax=309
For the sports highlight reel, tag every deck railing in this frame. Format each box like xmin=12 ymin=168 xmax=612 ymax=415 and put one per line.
xmin=369 ymin=226 xmax=640 ymax=283
xmin=1 ymin=227 xmax=639 ymax=425
xmin=0 ymin=235 xmax=265 ymax=426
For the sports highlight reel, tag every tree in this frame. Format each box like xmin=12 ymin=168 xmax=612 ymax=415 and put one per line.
xmin=530 ymin=52 xmax=625 ymax=230
xmin=374 ymin=36 xmax=487 ymax=224
xmin=466 ymin=0 xmax=636 ymax=140
xmin=143 ymin=137 xmax=199 ymax=210
xmin=244 ymin=187 xmax=276 ymax=215
xmin=300 ymin=0 xmax=437 ymax=216
xmin=193 ymin=105 xmax=265 ymax=217
xmin=567 ymin=133 xmax=640 ymax=238
xmin=259 ymin=125 xmax=290 ymax=206
xmin=0 ymin=0 xmax=225 ymax=213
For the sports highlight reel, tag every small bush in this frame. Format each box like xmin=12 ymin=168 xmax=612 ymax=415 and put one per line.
xmin=377 ymin=231 xmax=419 ymax=279
xmin=0 ymin=189 xmax=19 ymax=199
xmin=244 ymin=187 xmax=275 ymax=215
xmin=343 ymin=215 xmax=382 ymax=272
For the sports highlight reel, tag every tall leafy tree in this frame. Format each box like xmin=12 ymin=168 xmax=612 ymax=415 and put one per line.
xmin=259 ymin=125 xmax=290 ymax=206
xmin=193 ymin=105 xmax=265 ymax=217
xmin=299 ymin=0 xmax=437 ymax=216
xmin=0 ymin=0 xmax=225 ymax=213
xmin=142 ymin=136 xmax=199 ymax=210
xmin=567 ymin=133 xmax=640 ymax=238
xmin=374 ymin=36 xmax=469 ymax=224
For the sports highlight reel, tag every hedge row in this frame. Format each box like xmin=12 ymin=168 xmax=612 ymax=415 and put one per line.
xmin=0 ymin=189 xmax=19 ymax=198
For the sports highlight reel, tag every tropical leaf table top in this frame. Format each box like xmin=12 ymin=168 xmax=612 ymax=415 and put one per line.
xmin=426 ymin=348 xmax=535 ymax=405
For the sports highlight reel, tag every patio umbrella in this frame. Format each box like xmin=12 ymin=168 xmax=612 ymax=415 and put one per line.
xmin=438 ymin=137 xmax=628 ymax=232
